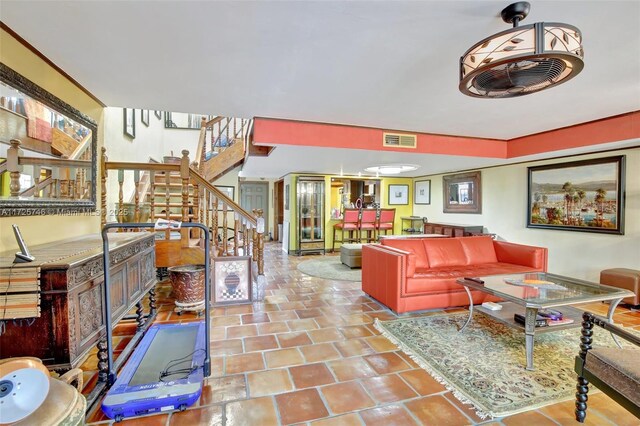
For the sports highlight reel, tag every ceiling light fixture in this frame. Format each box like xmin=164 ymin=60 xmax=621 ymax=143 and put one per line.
xmin=459 ymin=1 xmax=584 ymax=98
xmin=364 ymin=164 xmax=419 ymax=175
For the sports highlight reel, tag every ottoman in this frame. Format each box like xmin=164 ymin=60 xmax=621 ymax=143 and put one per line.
xmin=341 ymin=244 xmax=363 ymax=269
xmin=600 ymin=268 xmax=640 ymax=307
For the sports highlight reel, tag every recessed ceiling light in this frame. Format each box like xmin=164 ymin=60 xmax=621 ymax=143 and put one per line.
xmin=364 ymin=164 xmax=419 ymax=175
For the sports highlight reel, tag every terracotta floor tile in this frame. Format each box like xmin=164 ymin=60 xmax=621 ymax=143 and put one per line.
xmin=120 ymin=413 xmax=169 ymax=425
xmin=328 ymin=357 xmax=378 ymax=381
xmin=247 ymin=368 xmax=294 ymax=397
xmin=300 ymin=342 xmax=342 ymax=363
xmin=244 ymin=334 xmax=279 ymax=352
xmin=586 ymin=392 xmax=640 ymax=426
xmin=502 ymin=410 xmax=558 ymax=426
xmin=308 ymin=327 xmax=346 ymax=343
xmin=365 ymin=324 xmax=382 ymax=335
xmin=321 ymin=381 xmax=375 ymax=414
xmin=359 ymin=404 xmax=419 ymax=426
xmin=289 ymin=363 xmax=336 ymax=388
xmin=396 ymin=351 xmax=419 ymax=368
xmin=209 ymin=356 xmax=224 ymax=377
xmin=310 ymin=413 xmax=362 ymax=426
xmin=364 ymin=352 xmax=411 ymax=374
xmin=210 ymin=326 xmax=226 ymax=341
xmin=334 ymin=339 xmax=375 ymax=357
xmin=225 ymin=304 xmax=254 ymax=314
xmin=277 ymin=331 xmax=313 ymax=348
xmin=275 ymin=388 xmax=330 ymax=424
xmin=268 ymin=310 xmax=299 ymax=322
xmin=169 ymin=404 xmax=223 ymax=425
xmin=295 ymin=308 xmax=325 ymax=318
xmin=225 ymin=396 xmax=279 ymax=426
xmin=200 ymin=375 xmax=247 ymax=404
xmin=362 ymin=374 xmax=418 ymax=403
xmin=443 ymin=392 xmax=485 ymax=423
xmin=258 ymin=321 xmax=290 ymax=334
xmin=210 ymin=338 xmax=243 ymax=356
xmin=241 ymin=312 xmax=271 ymax=324
xmin=366 ymin=311 xmax=397 ymax=321
xmin=265 ymin=348 xmax=305 ymax=368
xmin=364 ymin=335 xmax=398 ymax=352
xmin=539 ymin=399 xmax=616 ymax=426
xmin=211 ymin=315 xmax=241 ymax=327
xmin=339 ymin=325 xmax=374 ymax=338
xmin=288 ymin=318 xmax=320 ymax=331
xmin=404 ymin=395 xmax=472 ymax=425
xmin=225 ymin=352 xmax=265 ymax=374
xmin=316 ymin=315 xmax=347 ymax=328
xmin=279 ymin=301 xmax=307 ymax=310
xmin=343 ymin=313 xmax=373 ymax=325
xmin=227 ymin=324 xmax=259 ymax=338
xmin=399 ymin=369 xmax=446 ymax=395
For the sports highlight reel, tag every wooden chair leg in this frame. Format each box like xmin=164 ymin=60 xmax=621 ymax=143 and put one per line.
xmin=575 ymin=376 xmax=589 ymax=422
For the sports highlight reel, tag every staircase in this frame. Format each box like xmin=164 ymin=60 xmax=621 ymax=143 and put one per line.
xmin=101 ymin=148 xmax=266 ymax=285
xmin=196 ymin=116 xmax=252 ymax=182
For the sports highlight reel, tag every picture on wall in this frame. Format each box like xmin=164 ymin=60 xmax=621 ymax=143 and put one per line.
xmin=215 ymin=185 xmax=235 ymax=209
xmin=414 ymin=180 xmax=431 ymax=205
xmin=123 ymin=108 xmax=135 ymax=138
xmin=388 ymin=184 xmax=409 ymax=205
xmin=213 ymin=256 xmax=252 ymax=304
xmin=141 ymin=109 xmax=149 ymax=126
xmin=527 ymin=155 xmax=625 ymax=235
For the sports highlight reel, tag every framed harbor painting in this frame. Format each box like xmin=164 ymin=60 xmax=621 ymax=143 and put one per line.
xmin=527 ymin=156 xmax=625 ymax=234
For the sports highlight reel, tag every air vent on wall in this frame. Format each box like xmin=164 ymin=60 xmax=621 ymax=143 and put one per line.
xmin=383 ymin=132 xmax=417 ymax=149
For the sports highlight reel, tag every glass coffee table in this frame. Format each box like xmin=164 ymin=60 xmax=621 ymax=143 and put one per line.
xmin=457 ymin=272 xmax=634 ymax=370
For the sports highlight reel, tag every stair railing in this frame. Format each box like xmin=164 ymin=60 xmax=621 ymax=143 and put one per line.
xmin=101 ymin=148 xmax=265 ymax=276
xmin=195 ymin=116 xmax=252 ymax=174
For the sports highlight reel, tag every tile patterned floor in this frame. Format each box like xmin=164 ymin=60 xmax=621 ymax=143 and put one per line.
xmin=83 ymin=242 xmax=640 ymax=425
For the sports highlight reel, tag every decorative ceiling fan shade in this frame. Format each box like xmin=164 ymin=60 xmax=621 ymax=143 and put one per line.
xmin=460 ymin=18 xmax=584 ymax=98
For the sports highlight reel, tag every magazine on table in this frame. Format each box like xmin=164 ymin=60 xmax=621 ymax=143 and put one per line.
xmin=503 ymin=277 xmax=566 ymax=291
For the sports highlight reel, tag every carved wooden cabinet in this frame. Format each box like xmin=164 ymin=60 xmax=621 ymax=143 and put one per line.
xmin=0 ymin=233 xmax=156 ymax=370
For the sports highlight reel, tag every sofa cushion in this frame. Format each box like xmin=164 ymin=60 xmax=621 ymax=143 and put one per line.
xmin=382 ymin=239 xmax=429 ymax=269
xmin=460 ymin=236 xmax=498 ymax=264
xmin=423 ymin=238 xmax=467 ymax=268
xmin=585 ymin=348 xmax=640 ymax=407
xmin=407 ymin=262 xmax=539 ymax=294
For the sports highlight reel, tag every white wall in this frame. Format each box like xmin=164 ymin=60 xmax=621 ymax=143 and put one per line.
xmin=413 ymin=148 xmax=640 ymax=282
xmin=104 ymin=107 xmax=203 ymax=218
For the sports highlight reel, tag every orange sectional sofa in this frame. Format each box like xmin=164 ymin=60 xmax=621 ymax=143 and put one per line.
xmin=362 ymin=235 xmax=548 ymax=313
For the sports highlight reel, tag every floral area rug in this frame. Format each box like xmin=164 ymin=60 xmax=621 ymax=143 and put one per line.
xmin=374 ymin=312 xmax=634 ymax=419
xmin=297 ymin=257 xmax=362 ymax=281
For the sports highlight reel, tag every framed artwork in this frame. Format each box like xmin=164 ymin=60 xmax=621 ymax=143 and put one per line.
xmin=414 ymin=180 xmax=431 ymax=205
xmin=154 ymin=110 xmax=162 ymax=120
xmin=165 ymin=112 xmax=211 ymax=129
xmin=215 ymin=185 xmax=235 ymax=208
xmin=527 ymin=156 xmax=625 ymax=234
xmin=443 ymin=171 xmax=481 ymax=214
xmin=388 ymin=184 xmax=409 ymax=205
xmin=285 ymin=184 xmax=290 ymax=210
xmin=123 ymin=108 xmax=135 ymax=138
xmin=141 ymin=109 xmax=149 ymax=126
xmin=213 ymin=256 xmax=252 ymax=304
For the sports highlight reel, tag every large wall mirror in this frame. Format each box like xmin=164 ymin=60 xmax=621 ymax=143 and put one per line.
xmin=443 ymin=171 xmax=482 ymax=214
xmin=0 ymin=63 xmax=98 ymax=216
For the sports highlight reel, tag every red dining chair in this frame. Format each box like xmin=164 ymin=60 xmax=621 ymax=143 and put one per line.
xmin=332 ymin=208 xmax=360 ymax=252
xmin=376 ymin=208 xmax=396 ymax=238
xmin=359 ymin=209 xmax=378 ymax=243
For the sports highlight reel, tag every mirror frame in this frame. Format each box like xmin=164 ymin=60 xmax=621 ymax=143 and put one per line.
xmin=0 ymin=63 xmax=98 ymax=216
xmin=443 ymin=171 xmax=482 ymax=214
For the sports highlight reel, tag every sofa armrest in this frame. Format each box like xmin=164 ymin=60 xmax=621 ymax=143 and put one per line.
xmin=493 ymin=240 xmax=548 ymax=271
xmin=362 ymin=244 xmax=408 ymax=313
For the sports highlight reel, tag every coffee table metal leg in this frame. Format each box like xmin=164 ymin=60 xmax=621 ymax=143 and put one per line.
xmin=607 ymin=297 xmax=623 ymax=348
xmin=458 ymin=286 xmax=473 ymax=332
xmin=524 ymin=307 xmax=538 ymax=371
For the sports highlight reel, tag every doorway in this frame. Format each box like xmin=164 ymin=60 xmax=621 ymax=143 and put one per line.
xmin=239 ymin=182 xmax=269 ymax=238
xmin=274 ymin=180 xmax=284 ymax=241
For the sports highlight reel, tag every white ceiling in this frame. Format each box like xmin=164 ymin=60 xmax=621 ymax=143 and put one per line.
xmin=2 ymin=1 xmax=639 ymax=141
